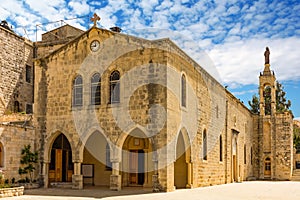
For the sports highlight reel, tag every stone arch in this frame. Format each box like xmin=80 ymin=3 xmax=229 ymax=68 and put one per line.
xmin=48 ymin=132 xmax=74 ymax=183
xmin=77 ymin=126 xmax=112 ymax=162
xmin=82 ymin=129 xmax=112 ymax=186
xmin=116 ymin=125 xmax=156 ymax=158
xmin=120 ymin=127 xmax=155 ymax=187
xmin=174 ymin=127 xmax=192 ymax=189
xmin=44 ymin=130 xmax=76 ymax=163
xmin=174 ymin=127 xmax=191 ymax=161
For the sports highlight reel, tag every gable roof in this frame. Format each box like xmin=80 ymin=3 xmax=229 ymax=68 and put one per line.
xmin=41 ymin=24 xmax=84 ymax=42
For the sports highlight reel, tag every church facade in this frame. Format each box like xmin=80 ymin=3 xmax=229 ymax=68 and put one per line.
xmin=0 ymin=20 xmax=295 ymax=192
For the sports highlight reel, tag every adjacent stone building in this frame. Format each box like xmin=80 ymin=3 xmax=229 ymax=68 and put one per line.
xmin=0 ymin=20 xmax=295 ymax=191
xmin=0 ymin=21 xmax=35 ymax=181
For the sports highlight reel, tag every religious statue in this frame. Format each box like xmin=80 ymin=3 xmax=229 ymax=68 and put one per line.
xmin=264 ymin=47 xmax=270 ymax=64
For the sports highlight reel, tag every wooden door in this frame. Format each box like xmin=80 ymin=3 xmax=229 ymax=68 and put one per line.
xmin=129 ymin=150 xmax=138 ymax=184
xmin=233 ymin=155 xmax=237 ymax=181
xmin=55 ymin=149 xmax=63 ymax=182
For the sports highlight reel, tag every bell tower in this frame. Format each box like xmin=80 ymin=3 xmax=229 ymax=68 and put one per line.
xmin=259 ymin=47 xmax=276 ymax=116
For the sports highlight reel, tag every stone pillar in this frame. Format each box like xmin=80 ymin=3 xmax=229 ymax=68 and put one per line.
xmin=72 ymin=162 xmax=83 ymax=189
xmin=42 ymin=162 xmax=49 ymax=188
xmin=186 ymin=162 xmax=193 ymax=188
xmin=152 ymin=160 xmax=161 ymax=192
xmin=110 ymin=161 xmax=121 ymax=191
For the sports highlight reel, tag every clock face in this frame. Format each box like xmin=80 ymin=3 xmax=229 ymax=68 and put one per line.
xmin=90 ymin=40 xmax=100 ymax=52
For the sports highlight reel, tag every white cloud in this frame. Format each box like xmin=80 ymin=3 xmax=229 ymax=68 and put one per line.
xmin=227 ymin=5 xmax=240 ymax=15
xmin=68 ymin=0 xmax=90 ymax=16
xmin=207 ymin=37 xmax=300 ymax=87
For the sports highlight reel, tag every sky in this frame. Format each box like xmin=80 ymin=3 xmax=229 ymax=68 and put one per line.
xmin=1 ymin=0 xmax=299 ymax=119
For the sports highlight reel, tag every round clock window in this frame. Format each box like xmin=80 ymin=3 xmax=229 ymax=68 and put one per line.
xmin=90 ymin=40 xmax=100 ymax=52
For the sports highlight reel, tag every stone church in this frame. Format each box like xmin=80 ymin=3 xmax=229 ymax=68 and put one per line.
xmin=0 ymin=17 xmax=296 ymax=192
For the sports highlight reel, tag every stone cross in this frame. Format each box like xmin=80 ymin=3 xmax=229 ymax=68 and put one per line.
xmin=91 ymin=13 xmax=101 ymax=27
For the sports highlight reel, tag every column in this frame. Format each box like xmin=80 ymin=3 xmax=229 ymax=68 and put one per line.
xmin=42 ymin=162 xmax=49 ymax=188
xmin=152 ymin=152 xmax=161 ymax=192
xmin=110 ymin=161 xmax=121 ymax=191
xmin=186 ymin=162 xmax=193 ymax=188
xmin=72 ymin=161 xmax=83 ymax=189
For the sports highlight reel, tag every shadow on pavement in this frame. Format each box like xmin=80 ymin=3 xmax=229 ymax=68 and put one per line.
xmin=24 ymin=186 xmax=154 ymax=199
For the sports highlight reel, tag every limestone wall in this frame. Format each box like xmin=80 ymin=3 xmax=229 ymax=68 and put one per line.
xmin=225 ymin=91 xmax=255 ymax=183
xmin=0 ymin=123 xmax=36 ymax=181
xmin=34 ymin=27 xmax=169 ymax=189
xmin=274 ymin=112 xmax=293 ymax=180
xmin=257 ymin=112 xmax=293 ymax=180
xmin=0 ymin=26 xmax=33 ymax=115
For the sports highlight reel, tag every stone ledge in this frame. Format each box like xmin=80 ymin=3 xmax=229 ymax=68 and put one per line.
xmin=0 ymin=186 xmax=24 ymax=198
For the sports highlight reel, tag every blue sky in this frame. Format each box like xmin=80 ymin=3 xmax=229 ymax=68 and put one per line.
xmin=1 ymin=0 xmax=300 ymax=119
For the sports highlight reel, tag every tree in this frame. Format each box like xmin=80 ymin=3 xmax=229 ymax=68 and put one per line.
xmin=276 ymin=81 xmax=291 ymax=113
xmin=18 ymin=145 xmax=38 ymax=183
xmin=248 ymin=94 xmax=260 ymax=114
xmin=294 ymin=123 xmax=300 ymax=153
xmin=248 ymin=81 xmax=291 ymax=114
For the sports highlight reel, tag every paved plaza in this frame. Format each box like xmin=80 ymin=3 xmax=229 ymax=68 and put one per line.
xmin=5 ymin=181 xmax=300 ymax=200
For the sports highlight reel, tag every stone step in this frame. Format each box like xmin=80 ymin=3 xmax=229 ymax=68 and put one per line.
xmin=291 ymin=178 xmax=300 ymax=181
xmin=50 ymin=182 xmax=73 ymax=189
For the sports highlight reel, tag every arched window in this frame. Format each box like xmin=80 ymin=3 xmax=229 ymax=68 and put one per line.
xmin=203 ymin=130 xmax=207 ymax=160
xmin=219 ymin=135 xmax=222 ymax=162
xmin=181 ymin=74 xmax=186 ymax=107
xmin=73 ymin=75 xmax=83 ymax=106
xmin=91 ymin=73 xmax=101 ymax=105
xmin=110 ymin=71 xmax=120 ymax=103
xmin=106 ymin=143 xmax=112 ymax=170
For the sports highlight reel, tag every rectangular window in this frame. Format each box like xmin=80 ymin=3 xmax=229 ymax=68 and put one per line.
xmin=26 ymin=104 xmax=33 ymax=114
xmin=26 ymin=65 xmax=31 ymax=83
xmin=219 ymin=135 xmax=223 ymax=162
xmin=73 ymin=86 xmax=83 ymax=106
xmin=244 ymin=145 xmax=247 ymax=164
xmin=251 ymin=147 xmax=253 ymax=165
xmin=91 ymin=82 xmax=101 ymax=105
xmin=110 ymin=82 xmax=120 ymax=103
xmin=203 ymin=131 xmax=207 ymax=161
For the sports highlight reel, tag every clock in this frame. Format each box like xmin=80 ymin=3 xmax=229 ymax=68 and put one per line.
xmin=90 ymin=40 xmax=100 ymax=52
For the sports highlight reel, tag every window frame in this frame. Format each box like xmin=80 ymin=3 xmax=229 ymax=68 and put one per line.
xmin=25 ymin=65 xmax=32 ymax=83
xmin=73 ymin=75 xmax=83 ymax=107
xmin=109 ymin=71 xmax=120 ymax=104
xmin=91 ymin=73 xmax=101 ymax=105
xmin=181 ymin=74 xmax=187 ymax=107
xmin=219 ymin=135 xmax=223 ymax=162
xmin=203 ymin=129 xmax=207 ymax=161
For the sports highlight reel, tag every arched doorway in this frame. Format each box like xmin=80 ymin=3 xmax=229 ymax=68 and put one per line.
xmin=122 ymin=129 xmax=153 ymax=187
xmin=49 ymin=134 xmax=73 ymax=183
xmin=232 ymin=130 xmax=239 ymax=182
xmin=174 ymin=131 xmax=190 ymax=189
xmin=82 ymin=131 xmax=111 ymax=186
xmin=264 ymin=157 xmax=271 ymax=177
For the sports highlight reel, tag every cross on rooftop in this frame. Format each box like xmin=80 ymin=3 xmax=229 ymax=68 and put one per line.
xmin=91 ymin=13 xmax=100 ymax=27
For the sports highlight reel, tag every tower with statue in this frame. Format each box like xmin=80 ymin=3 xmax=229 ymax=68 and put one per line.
xmin=256 ymin=47 xmax=294 ymax=180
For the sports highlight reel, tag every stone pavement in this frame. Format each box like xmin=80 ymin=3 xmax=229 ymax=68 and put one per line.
xmin=5 ymin=181 xmax=300 ymax=200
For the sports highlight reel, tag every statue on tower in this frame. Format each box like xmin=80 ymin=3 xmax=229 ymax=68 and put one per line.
xmin=264 ymin=47 xmax=270 ymax=65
